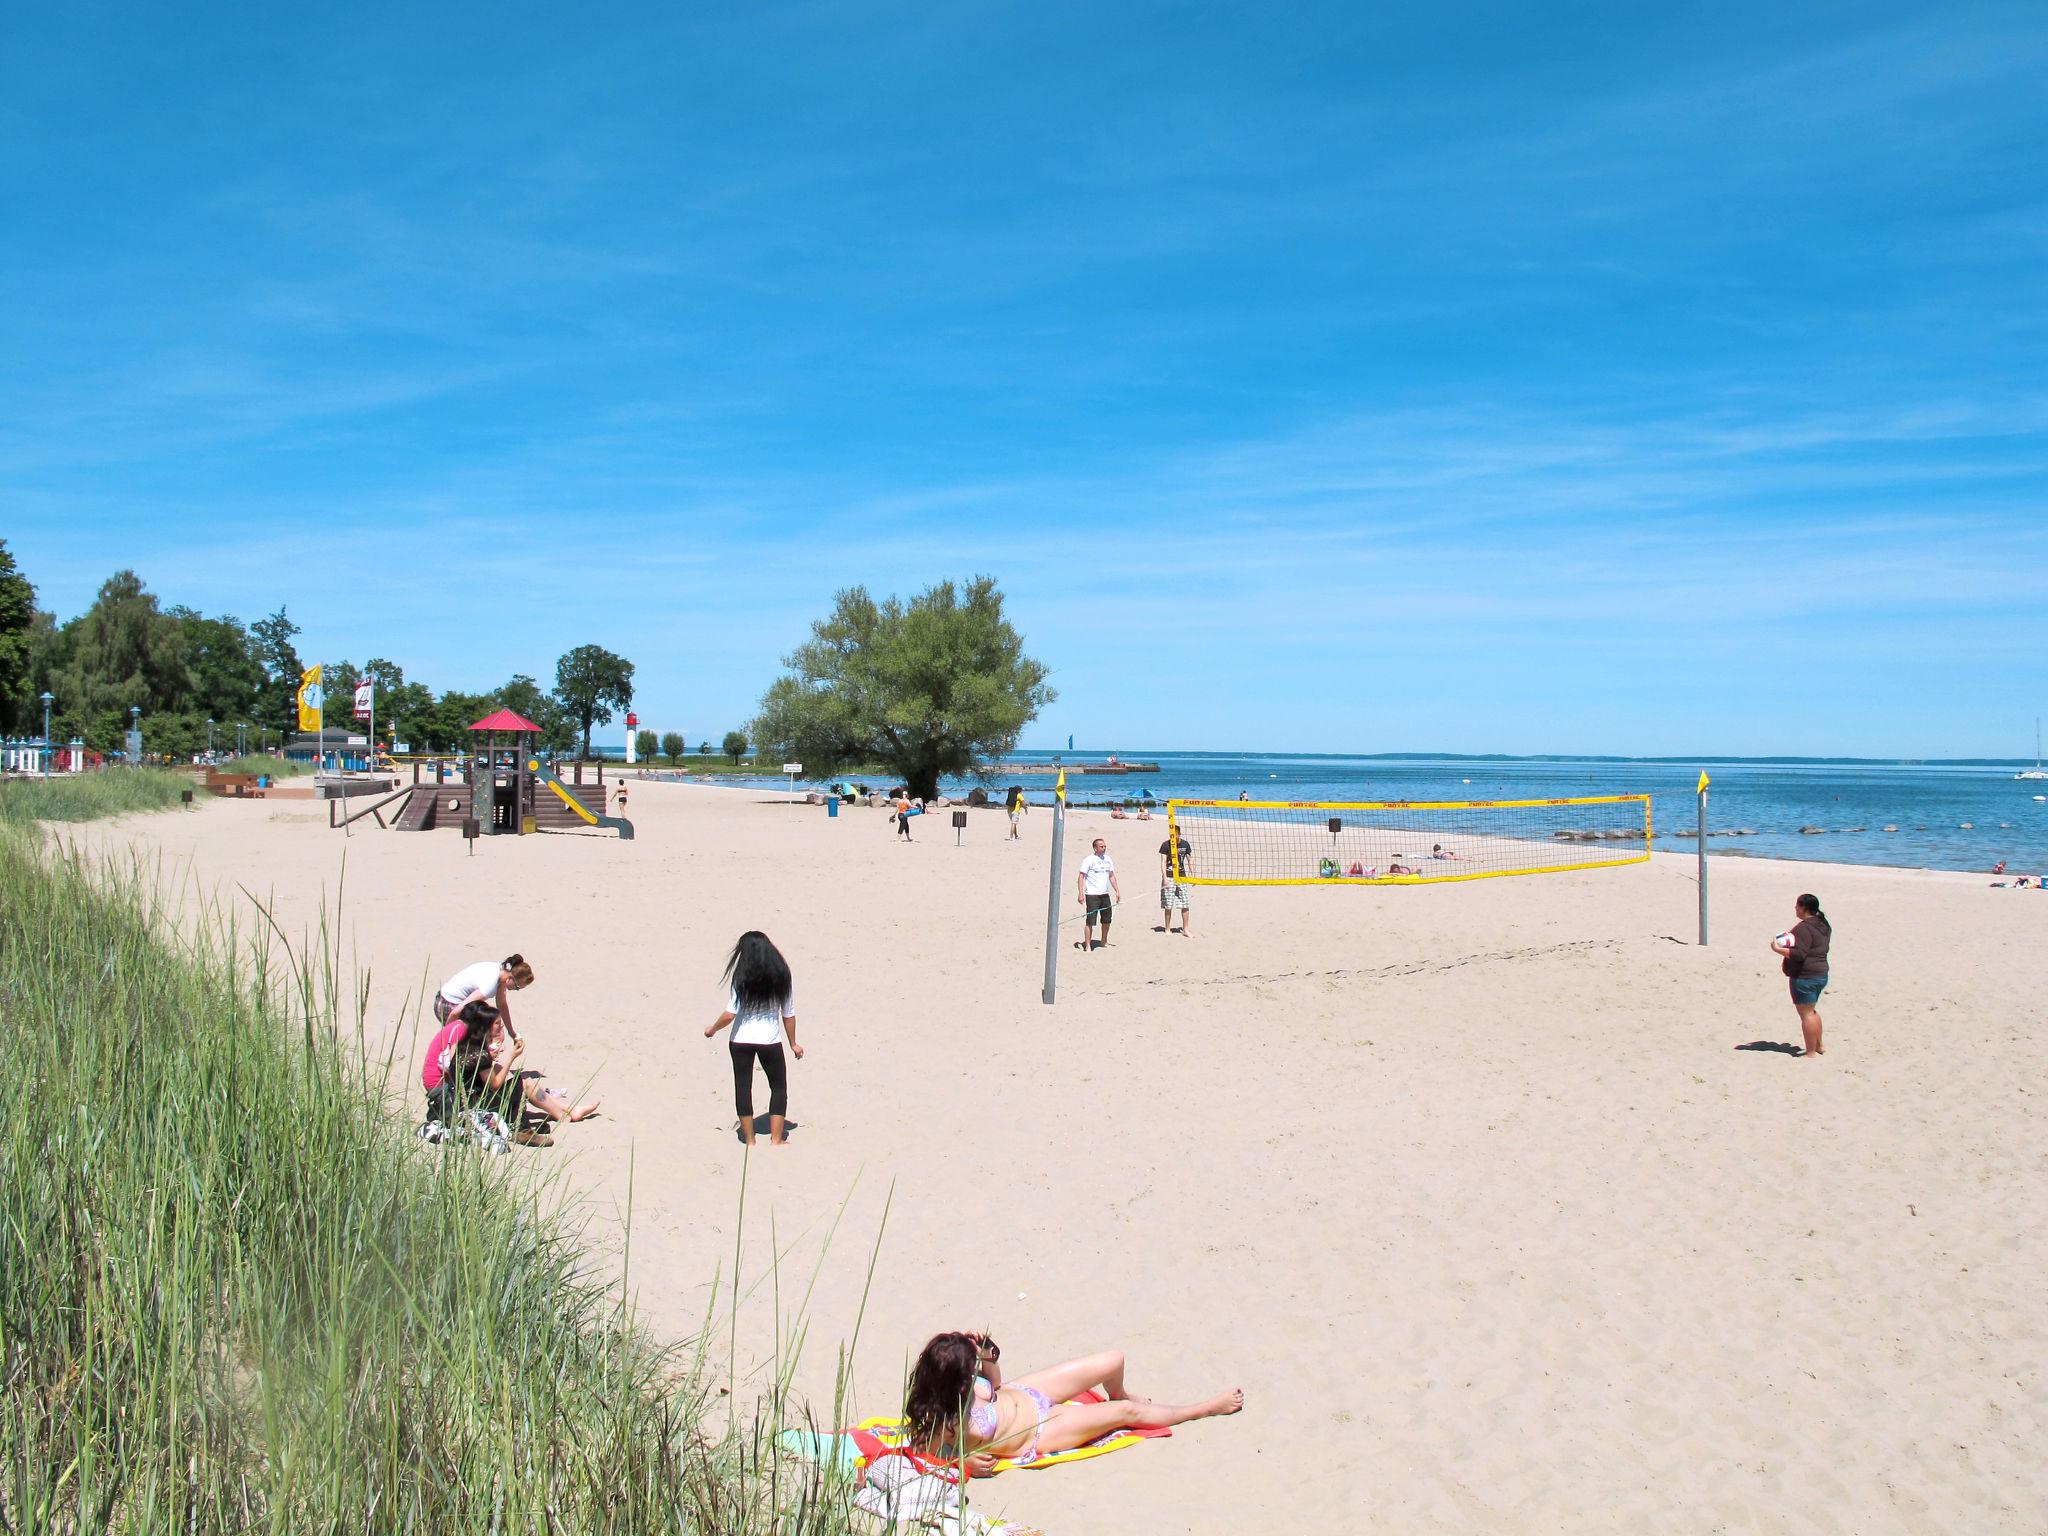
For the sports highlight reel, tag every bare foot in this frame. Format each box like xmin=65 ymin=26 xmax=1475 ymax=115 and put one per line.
xmin=568 ymin=1100 xmax=603 ymax=1121
xmin=1203 ymin=1388 xmax=1245 ymax=1418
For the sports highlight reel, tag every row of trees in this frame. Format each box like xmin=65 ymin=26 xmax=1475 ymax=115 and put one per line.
xmin=0 ymin=543 xmax=640 ymax=759
xmin=632 ymin=730 xmax=752 ymax=765
xmin=1 ymin=539 xmax=1059 ymax=798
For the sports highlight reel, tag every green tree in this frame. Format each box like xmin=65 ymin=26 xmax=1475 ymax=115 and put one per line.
xmin=323 ymin=660 xmax=363 ymax=735
xmin=552 ymin=645 xmax=634 ymax=760
xmin=697 ymin=740 xmax=710 ymax=755
xmin=721 ymin=730 xmax=748 ymax=764
xmin=168 ymin=608 xmax=265 ymax=724
xmin=380 ymin=681 xmax=435 ymax=750
xmin=47 ymin=572 xmax=194 ymax=736
xmin=0 ymin=540 xmax=36 ymax=733
xmin=659 ymin=731 xmax=685 ymax=765
xmin=497 ymin=675 xmax=575 ymax=754
xmin=249 ymin=607 xmax=303 ymax=735
xmin=635 ymin=729 xmax=658 ymax=762
xmin=751 ymin=577 xmax=1052 ymax=802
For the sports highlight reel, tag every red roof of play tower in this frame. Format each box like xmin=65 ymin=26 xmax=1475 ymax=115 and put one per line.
xmin=467 ymin=709 xmax=542 ymax=733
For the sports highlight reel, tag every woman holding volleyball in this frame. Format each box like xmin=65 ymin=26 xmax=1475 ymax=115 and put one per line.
xmin=1770 ymin=893 xmax=1832 ymax=1058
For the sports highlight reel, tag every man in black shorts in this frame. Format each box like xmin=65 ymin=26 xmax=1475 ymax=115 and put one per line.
xmin=1074 ymin=836 xmax=1120 ymax=950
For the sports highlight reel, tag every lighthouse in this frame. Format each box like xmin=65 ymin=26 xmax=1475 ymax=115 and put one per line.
xmin=625 ymin=711 xmax=638 ymax=764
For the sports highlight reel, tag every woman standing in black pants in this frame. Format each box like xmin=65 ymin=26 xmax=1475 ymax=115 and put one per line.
xmin=704 ymin=930 xmax=803 ymax=1145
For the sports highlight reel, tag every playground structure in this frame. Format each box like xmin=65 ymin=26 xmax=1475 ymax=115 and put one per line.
xmin=332 ymin=709 xmax=633 ymax=839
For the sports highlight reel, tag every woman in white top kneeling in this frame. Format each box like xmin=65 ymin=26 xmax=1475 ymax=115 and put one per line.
xmin=703 ymin=931 xmax=804 ymax=1146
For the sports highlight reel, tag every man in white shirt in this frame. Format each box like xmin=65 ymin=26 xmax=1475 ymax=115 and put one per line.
xmin=1074 ymin=836 xmax=1121 ymax=951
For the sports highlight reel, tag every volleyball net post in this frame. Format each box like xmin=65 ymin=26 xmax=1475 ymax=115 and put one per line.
xmin=1162 ymin=794 xmax=1653 ymax=886
xmin=1041 ymin=796 xmax=1066 ymax=1005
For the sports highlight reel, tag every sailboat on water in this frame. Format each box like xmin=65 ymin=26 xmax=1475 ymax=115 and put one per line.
xmin=2018 ymin=718 xmax=2048 ymax=780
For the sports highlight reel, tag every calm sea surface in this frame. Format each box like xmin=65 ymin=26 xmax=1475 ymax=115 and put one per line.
xmin=657 ymin=752 xmax=2048 ymax=874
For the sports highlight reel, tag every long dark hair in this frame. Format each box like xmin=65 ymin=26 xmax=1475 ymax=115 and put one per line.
xmin=722 ymin=931 xmax=792 ymax=1015
xmin=904 ymin=1331 xmax=985 ymax=1449
xmin=449 ymin=1002 xmax=500 ymax=1083
xmin=1796 ymin=893 xmax=1831 ymax=933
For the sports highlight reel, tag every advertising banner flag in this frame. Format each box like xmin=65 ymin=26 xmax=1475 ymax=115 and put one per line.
xmin=297 ymin=667 xmax=324 ymax=732
xmin=354 ymin=680 xmax=373 ymax=720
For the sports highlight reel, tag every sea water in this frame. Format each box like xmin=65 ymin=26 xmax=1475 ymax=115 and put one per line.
xmin=686 ymin=752 xmax=2048 ymax=875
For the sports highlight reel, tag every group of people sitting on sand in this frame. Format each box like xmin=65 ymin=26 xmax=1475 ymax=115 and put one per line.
xmin=419 ymin=954 xmax=601 ymax=1147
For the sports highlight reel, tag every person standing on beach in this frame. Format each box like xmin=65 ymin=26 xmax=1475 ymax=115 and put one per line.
xmin=1158 ymin=830 xmax=1193 ymax=936
xmin=894 ymin=792 xmax=914 ymax=841
xmin=1007 ymin=787 xmax=1027 ymax=841
xmin=1075 ymin=836 xmax=1120 ymax=950
xmin=703 ymin=931 xmax=804 ymax=1145
xmin=1770 ymin=893 xmax=1832 ymax=1059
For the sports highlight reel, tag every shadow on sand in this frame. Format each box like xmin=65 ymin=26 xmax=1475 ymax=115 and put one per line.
xmin=1734 ymin=1040 xmax=1806 ymax=1056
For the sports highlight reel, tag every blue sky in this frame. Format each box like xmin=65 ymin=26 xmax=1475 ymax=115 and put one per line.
xmin=4 ymin=1 xmax=2044 ymax=756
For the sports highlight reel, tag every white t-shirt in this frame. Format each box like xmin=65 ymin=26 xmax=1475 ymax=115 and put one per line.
xmin=727 ymin=986 xmax=795 ymax=1047
xmin=1079 ymin=852 xmax=1116 ymax=895
xmin=439 ymin=960 xmax=502 ymax=1007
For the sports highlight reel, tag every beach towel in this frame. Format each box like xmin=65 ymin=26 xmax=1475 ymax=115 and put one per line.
xmin=781 ymin=1390 xmax=1171 ymax=1478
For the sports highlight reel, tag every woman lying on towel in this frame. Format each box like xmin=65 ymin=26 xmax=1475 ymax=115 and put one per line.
xmin=904 ymin=1332 xmax=1242 ymax=1473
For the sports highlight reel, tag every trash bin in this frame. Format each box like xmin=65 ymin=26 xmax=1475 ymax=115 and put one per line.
xmin=827 ymin=797 xmax=839 ymax=818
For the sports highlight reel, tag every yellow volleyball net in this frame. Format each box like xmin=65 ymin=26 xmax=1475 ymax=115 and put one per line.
xmin=1162 ymin=795 xmax=1652 ymax=886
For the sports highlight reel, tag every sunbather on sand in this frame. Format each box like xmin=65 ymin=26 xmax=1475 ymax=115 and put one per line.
xmin=904 ymin=1332 xmax=1242 ymax=1474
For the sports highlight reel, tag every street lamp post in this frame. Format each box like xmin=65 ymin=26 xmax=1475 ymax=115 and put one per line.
xmin=128 ymin=705 xmax=141 ymax=764
xmin=237 ymin=722 xmax=248 ymax=756
xmin=39 ymin=692 xmax=53 ymax=774
xmin=207 ymin=717 xmax=216 ymax=758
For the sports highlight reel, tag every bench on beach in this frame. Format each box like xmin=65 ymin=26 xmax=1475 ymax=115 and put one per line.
xmin=202 ymin=772 xmax=267 ymax=799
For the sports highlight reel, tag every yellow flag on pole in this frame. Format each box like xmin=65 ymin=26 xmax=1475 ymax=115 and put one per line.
xmin=1697 ymin=770 xmax=1710 ymax=795
xmin=1054 ymin=766 xmax=1067 ymax=805
xmin=297 ymin=666 xmax=324 ymax=732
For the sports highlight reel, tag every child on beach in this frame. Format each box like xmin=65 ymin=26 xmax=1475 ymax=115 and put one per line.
xmin=703 ymin=931 xmax=804 ymax=1146
xmin=1006 ymin=788 xmax=1027 ymax=840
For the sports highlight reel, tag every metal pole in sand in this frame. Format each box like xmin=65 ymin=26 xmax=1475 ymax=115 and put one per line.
xmin=1697 ymin=772 xmax=1709 ymax=946
xmin=1041 ymin=796 xmax=1065 ymax=1005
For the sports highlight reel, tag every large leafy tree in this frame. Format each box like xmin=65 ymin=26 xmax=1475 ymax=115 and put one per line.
xmin=552 ymin=645 xmax=634 ymax=759
xmin=47 ymin=572 xmax=194 ymax=745
xmin=752 ymin=576 xmax=1052 ymax=802
xmin=497 ymin=674 xmax=575 ymax=753
xmin=249 ymin=607 xmax=304 ymax=735
xmin=721 ymin=729 xmax=748 ymax=764
xmin=167 ymin=607 xmax=265 ymax=724
xmin=659 ymin=731 xmax=684 ymax=765
xmin=0 ymin=540 xmax=36 ymax=733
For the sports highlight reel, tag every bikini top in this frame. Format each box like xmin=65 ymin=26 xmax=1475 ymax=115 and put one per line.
xmin=967 ymin=1377 xmax=1000 ymax=1438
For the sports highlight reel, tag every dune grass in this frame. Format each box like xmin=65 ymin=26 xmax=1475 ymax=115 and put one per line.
xmin=0 ymin=826 xmax=868 ymax=1534
xmin=214 ymin=754 xmax=314 ymax=778
xmin=0 ymin=767 xmax=196 ymax=826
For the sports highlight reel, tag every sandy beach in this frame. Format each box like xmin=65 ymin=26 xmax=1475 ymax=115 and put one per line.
xmin=83 ymin=780 xmax=2047 ymax=1533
